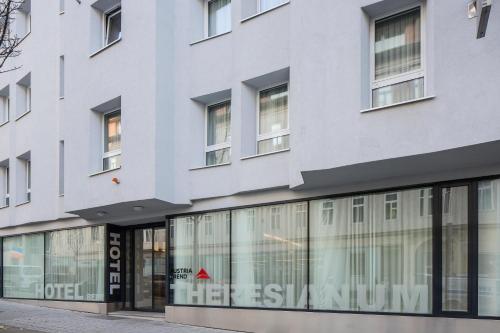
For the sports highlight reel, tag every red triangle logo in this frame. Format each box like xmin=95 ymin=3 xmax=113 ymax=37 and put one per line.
xmin=196 ymin=268 xmax=210 ymax=280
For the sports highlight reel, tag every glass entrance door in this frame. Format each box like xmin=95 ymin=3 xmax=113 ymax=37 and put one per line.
xmin=133 ymin=227 xmax=166 ymax=311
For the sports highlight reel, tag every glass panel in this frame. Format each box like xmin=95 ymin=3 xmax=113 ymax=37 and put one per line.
xmin=3 ymin=234 xmax=44 ymax=299
xmin=375 ymin=8 xmax=421 ymax=80
xmin=44 ymin=226 xmax=105 ymax=301
xmin=153 ymin=228 xmax=167 ymax=311
xmin=206 ymin=148 xmax=230 ymax=166
xmin=103 ymin=154 xmax=121 ymax=171
xmin=259 ymin=84 xmax=288 ymax=136
xmin=208 ymin=0 xmax=231 ymax=37
xmin=372 ymin=77 xmax=424 ymax=108
xmin=257 ymin=135 xmax=289 ymax=154
xmin=134 ymin=229 xmax=153 ymax=310
xmin=170 ymin=212 xmax=230 ymax=306
xmin=309 ymin=188 xmax=433 ymax=313
xmin=478 ymin=180 xmax=500 ymax=316
xmin=259 ymin=0 xmax=285 ymax=12
xmin=442 ymin=186 xmax=468 ymax=312
xmin=207 ymin=101 xmax=231 ymax=147
xmin=106 ymin=9 xmax=121 ymax=45
xmin=232 ymin=202 xmax=308 ymax=309
xmin=104 ymin=111 xmax=121 ymax=153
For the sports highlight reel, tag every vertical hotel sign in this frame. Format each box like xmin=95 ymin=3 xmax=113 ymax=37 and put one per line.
xmin=107 ymin=225 xmax=124 ymax=302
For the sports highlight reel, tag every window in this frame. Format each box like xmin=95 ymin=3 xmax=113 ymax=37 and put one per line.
xmin=16 ymin=1 xmax=31 ymax=36
xmin=310 ymin=189 xmax=433 ymax=313
xmin=59 ymin=141 xmax=64 ymax=196
xmin=442 ymin=188 xmax=451 ymax=214
xmin=205 ymin=101 xmax=231 ymax=166
xmin=321 ymin=200 xmax=334 ymax=225
xmin=0 ymin=163 xmax=9 ymax=207
xmin=26 ymin=159 xmax=31 ymax=202
xmin=59 ymin=56 xmax=64 ymax=98
xmin=232 ymin=202 xmax=307 ymax=308
xmin=257 ymin=83 xmax=289 ymax=154
xmin=104 ymin=6 xmax=121 ymax=46
xmin=0 ymin=89 xmax=10 ymax=125
xmin=419 ymin=188 xmax=433 ymax=217
xmin=352 ymin=196 xmax=365 ymax=223
xmin=170 ymin=212 xmax=230 ymax=306
xmin=44 ymin=226 xmax=105 ymax=301
xmin=385 ymin=193 xmax=398 ymax=220
xmin=26 ymin=86 xmax=31 ymax=113
xmin=206 ymin=0 xmax=231 ymax=38
xmin=371 ymin=7 xmax=424 ymax=108
xmin=258 ymin=0 xmax=286 ymax=12
xmin=3 ymin=234 xmax=44 ymax=299
xmin=59 ymin=0 xmax=65 ymax=13
xmin=479 ymin=181 xmax=493 ymax=211
xmin=103 ymin=110 xmax=121 ymax=171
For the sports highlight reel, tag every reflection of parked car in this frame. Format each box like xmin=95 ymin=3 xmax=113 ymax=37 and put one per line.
xmin=4 ymin=265 xmax=43 ymax=290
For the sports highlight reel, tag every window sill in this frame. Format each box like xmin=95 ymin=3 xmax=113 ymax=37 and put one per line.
xmin=241 ymin=148 xmax=290 ymax=161
xmin=0 ymin=120 xmax=9 ymax=128
xmin=15 ymin=200 xmax=30 ymax=207
xmin=89 ymin=166 xmax=121 ymax=177
xmin=190 ymin=31 xmax=231 ymax=46
xmin=0 ymin=205 xmax=9 ymax=210
xmin=89 ymin=38 xmax=122 ymax=58
xmin=59 ymin=96 xmax=64 ymax=100
xmin=360 ymin=96 xmax=436 ymax=113
xmin=59 ymin=10 xmax=65 ymax=15
xmin=241 ymin=1 xmax=290 ymax=23
xmin=190 ymin=162 xmax=231 ymax=171
xmin=15 ymin=110 xmax=31 ymax=121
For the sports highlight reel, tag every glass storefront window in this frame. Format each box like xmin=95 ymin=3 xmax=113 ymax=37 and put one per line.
xmin=3 ymin=233 xmax=44 ymax=299
xmin=309 ymin=189 xmax=433 ymax=313
xmin=44 ymin=226 xmax=105 ymax=301
xmin=170 ymin=211 xmax=230 ymax=306
xmin=478 ymin=180 xmax=500 ymax=316
xmin=231 ymin=202 xmax=308 ymax=309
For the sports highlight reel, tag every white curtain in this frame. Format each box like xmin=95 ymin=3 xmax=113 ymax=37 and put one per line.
xmin=208 ymin=0 xmax=231 ymax=37
xmin=478 ymin=179 xmax=500 ymax=316
xmin=171 ymin=212 xmax=230 ymax=305
xmin=310 ymin=189 xmax=433 ymax=314
xmin=259 ymin=84 xmax=288 ymax=136
xmin=207 ymin=102 xmax=230 ymax=146
xmin=232 ymin=202 xmax=308 ymax=308
xmin=45 ymin=226 xmax=105 ymax=301
xmin=372 ymin=77 xmax=423 ymax=107
xmin=374 ymin=8 xmax=421 ymax=80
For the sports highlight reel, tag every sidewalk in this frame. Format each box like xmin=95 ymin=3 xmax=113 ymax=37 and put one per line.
xmin=0 ymin=300 xmax=237 ymax=333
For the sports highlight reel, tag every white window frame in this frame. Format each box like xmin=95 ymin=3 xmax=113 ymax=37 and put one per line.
xmin=26 ymin=160 xmax=31 ymax=202
xmin=103 ymin=5 xmax=121 ymax=47
xmin=1 ymin=95 xmax=9 ymax=124
xmin=204 ymin=0 xmax=232 ymax=38
xmin=369 ymin=3 xmax=426 ymax=108
xmin=26 ymin=86 xmax=31 ymax=113
xmin=2 ymin=166 xmax=8 ymax=207
xmin=205 ymin=99 xmax=231 ymax=166
xmin=257 ymin=0 xmax=287 ymax=13
xmin=321 ymin=200 xmax=335 ymax=226
xmin=384 ymin=192 xmax=399 ymax=221
xmin=479 ymin=181 xmax=494 ymax=211
xmin=419 ymin=188 xmax=433 ymax=217
xmin=256 ymin=82 xmax=290 ymax=152
xmin=102 ymin=108 xmax=122 ymax=171
xmin=352 ymin=196 xmax=365 ymax=223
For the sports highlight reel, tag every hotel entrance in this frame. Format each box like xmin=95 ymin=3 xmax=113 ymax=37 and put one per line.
xmin=127 ymin=226 xmax=166 ymax=311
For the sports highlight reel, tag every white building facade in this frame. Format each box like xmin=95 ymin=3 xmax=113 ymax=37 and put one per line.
xmin=0 ymin=0 xmax=500 ymax=332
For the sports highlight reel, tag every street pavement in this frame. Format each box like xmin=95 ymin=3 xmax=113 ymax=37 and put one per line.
xmin=0 ymin=300 xmax=238 ymax=333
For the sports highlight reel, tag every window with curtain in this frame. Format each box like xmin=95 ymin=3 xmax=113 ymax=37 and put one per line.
xmin=259 ymin=0 xmax=286 ymax=12
xmin=207 ymin=0 xmax=231 ymax=37
xmin=103 ymin=110 xmax=121 ymax=171
xmin=232 ymin=202 xmax=308 ymax=309
xmin=44 ymin=226 xmax=105 ymax=301
xmin=258 ymin=84 xmax=289 ymax=154
xmin=170 ymin=212 xmax=230 ymax=306
xmin=478 ymin=179 xmax=500 ymax=316
xmin=372 ymin=7 xmax=423 ymax=108
xmin=206 ymin=101 xmax=231 ymax=166
xmin=309 ymin=188 xmax=433 ymax=313
xmin=3 ymin=233 xmax=44 ymax=299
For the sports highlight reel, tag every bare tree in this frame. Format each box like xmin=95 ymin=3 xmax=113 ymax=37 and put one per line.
xmin=0 ymin=0 xmax=26 ymax=73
